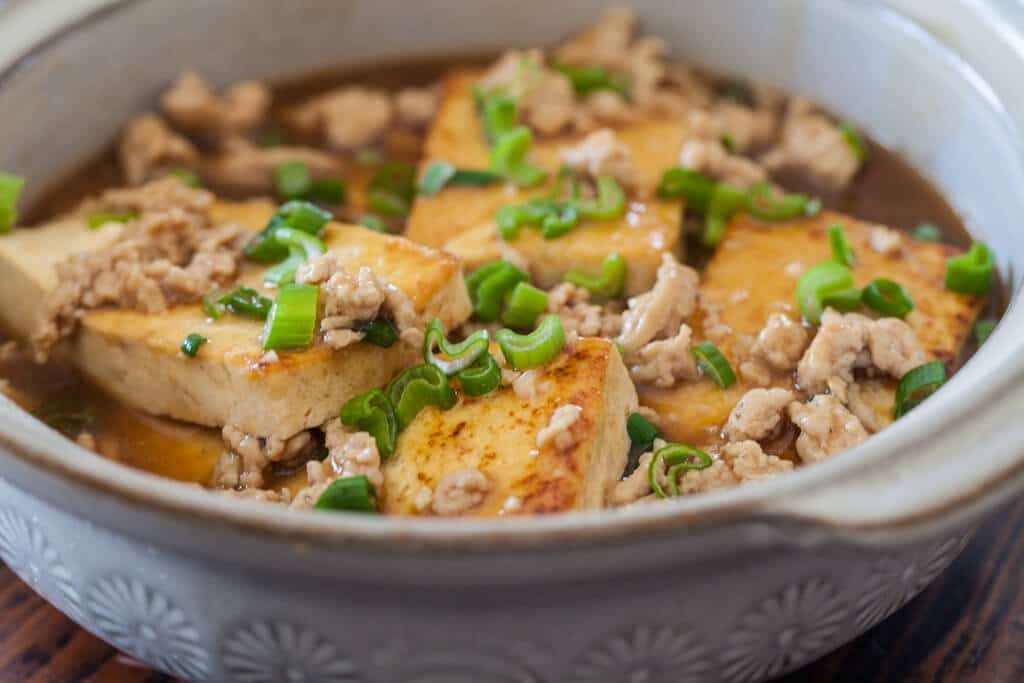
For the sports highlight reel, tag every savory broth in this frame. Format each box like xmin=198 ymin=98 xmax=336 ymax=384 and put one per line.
xmin=5 ymin=49 xmax=995 ymax=503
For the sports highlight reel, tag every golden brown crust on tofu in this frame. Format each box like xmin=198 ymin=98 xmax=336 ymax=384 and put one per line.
xmin=405 ymin=68 xmax=687 ymax=248
xmin=0 ymin=201 xmax=471 ymax=437
xmin=381 ymin=338 xmax=637 ymax=516
xmin=641 ymin=211 xmax=985 ymax=445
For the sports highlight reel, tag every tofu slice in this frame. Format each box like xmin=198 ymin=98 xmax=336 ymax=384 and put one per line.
xmin=381 ymin=338 xmax=637 ymax=516
xmin=641 ymin=211 xmax=986 ymax=444
xmin=405 ymin=68 xmax=687 ymax=266
xmin=0 ymin=201 xmax=471 ymax=437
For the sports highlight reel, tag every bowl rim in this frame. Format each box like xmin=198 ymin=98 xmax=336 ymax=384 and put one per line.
xmin=0 ymin=0 xmax=1022 ymax=553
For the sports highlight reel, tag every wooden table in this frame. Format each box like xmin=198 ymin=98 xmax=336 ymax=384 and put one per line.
xmin=1 ymin=499 xmax=1021 ymax=683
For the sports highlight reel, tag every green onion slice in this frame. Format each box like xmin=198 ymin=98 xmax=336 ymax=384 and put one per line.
xmin=501 ymin=282 xmax=549 ymax=329
xmin=627 ymin=412 xmax=660 ymax=452
xmin=691 ymin=341 xmax=736 ymax=388
xmin=306 ymin=178 xmax=346 ymax=205
xmin=720 ymin=134 xmax=736 ymax=153
xmin=489 ymin=126 xmax=546 ymax=188
xmin=552 ymin=63 xmax=630 ymax=97
xmin=540 ymin=203 xmax=580 ymax=239
xmin=840 ymin=122 xmax=867 ymax=162
xmin=423 ymin=319 xmax=490 ymax=375
xmin=495 ymin=315 xmax=565 ymax=370
xmin=573 ymin=176 xmax=626 ymax=221
xmin=862 ymin=278 xmax=914 ymax=318
xmin=456 ymin=352 xmax=502 ymax=397
xmin=649 ymin=443 xmax=713 ymax=498
xmin=87 ymin=211 xmax=137 ymax=229
xmin=0 ymin=173 xmax=24 ymax=234
xmin=820 ymin=287 xmax=863 ymax=312
xmin=564 ymin=252 xmax=626 ymax=299
xmin=945 ymin=242 xmax=994 ymax=295
xmin=246 ymin=200 xmax=331 ymax=262
xmin=358 ymin=214 xmax=388 ymax=233
xmin=465 ymin=260 xmax=529 ymax=322
xmin=481 ymin=94 xmax=518 ymax=144
xmin=796 ymin=260 xmax=855 ymax=324
xmin=355 ymin=318 xmax=398 ymax=348
xmin=419 ymin=160 xmax=501 ymax=195
xmin=974 ymin=319 xmax=997 ymax=345
xmin=555 ymin=166 xmax=581 ymax=200
xmin=274 ymin=161 xmax=312 ymax=200
xmin=202 ymin=287 xmax=231 ymax=319
xmin=894 ymin=360 xmax=946 ymax=419
xmin=262 ymin=227 xmax=327 ymax=286
xmin=703 ymin=184 xmax=749 ymax=247
xmin=341 ymin=388 xmax=398 ymax=458
xmin=213 ymin=287 xmax=273 ymax=320
xmin=180 ymin=333 xmax=208 ymax=357
xmin=263 ymin=283 xmax=319 ymax=350
xmin=656 ymin=167 xmax=715 ymax=211
xmin=912 ymin=223 xmax=942 ymax=243
xmin=314 ymin=475 xmax=377 ymax=513
xmin=748 ymin=183 xmax=815 ymax=222
xmin=386 ymin=363 xmax=457 ymax=429
xmin=829 ymin=223 xmax=857 ymax=267
xmin=368 ymin=161 xmax=416 ymax=217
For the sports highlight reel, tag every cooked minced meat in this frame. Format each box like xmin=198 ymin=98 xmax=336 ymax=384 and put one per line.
xmin=162 ymin=70 xmax=271 ymax=135
xmin=536 ymin=403 xmax=584 ymax=451
xmin=723 ymin=388 xmax=795 ymax=443
xmin=290 ymin=426 xmax=381 ymax=511
xmin=119 ymin=114 xmax=199 ymax=186
xmin=617 ymin=253 xmax=699 ymax=354
xmin=212 ymin=427 xmax=316 ymax=490
xmin=626 ymin=323 xmax=699 ymax=388
xmin=431 ymin=468 xmax=491 ymax=516
xmin=546 ymin=283 xmax=622 ymax=338
xmin=201 ymin=138 xmax=342 ymax=195
xmin=560 ymin=128 xmax=638 ymax=190
xmin=678 ymin=138 xmax=769 ymax=189
xmin=788 ymin=394 xmax=869 ymax=464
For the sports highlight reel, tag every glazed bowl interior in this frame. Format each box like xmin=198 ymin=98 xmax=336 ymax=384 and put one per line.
xmin=0 ymin=0 xmax=1022 ymax=556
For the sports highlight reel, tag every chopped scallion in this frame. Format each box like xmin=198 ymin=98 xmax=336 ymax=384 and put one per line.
xmin=180 ymin=333 xmax=208 ymax=357
xmin=314 ymin=475 xmax=377 ymax=513
xmin=87 ymin=211 xmax=137 ymax=229
xmin=912 ymin=223 xmax=942 ymax=242
xmin=945 ymin=242 xmax=994 ymax=295
xmin=489 ymin=126 xmax=546 ymax=188
xmin=552 ymin=63 xmax=630 ymax=97
xmin=358 ymin=214 xmax=387 ymax=232
xmin=748 ymin=183 xmax=815 ymax=222
xmin=840 ymin=122 xmax=867 ymax=162
xmin=274 ymin=161 xmax=312 ymax=200
xmin=263 ymin=283 xmax=319 ymax=350
xmin=465 ymin=260 xmax=529 ymax=322
xmin=356 ymin=318 xmax=399 ymax=348
xmin=656 ymin=167 xmax=715 ymax=211
xmin=501 ymin=282 xmax=549 ymax=330
xmin=796 ymin=260 xmax=855 ymax=324
xmin=0 ymin=173 xmax=25 ymax=233
xmin=829 ymin=223 xmax=857 ymax=267
xmin=341 ymin=388 xmax=398 ymax=458
xmin=703 ymin=184 xmax=749 ymax=247
xmin=574 ymin=176 xmax=626 ymax=221
xmin=690 ymin=341 xmax=736 ymax=388
xmin=368 ymin=161 xmax=416 ymax=216
xmin=649 ymin=443 xmax=713 ymax=498
xmin=386 ymin=363 xmax=457 ymax=429
xmin=495 ymin=315 xmax=565 ymax=370
xmin=862 ymin=278 xmax=914 ymax=318
xmin=423 ymin=318 xmax=490 ymax=375
xmin=456 ymin=351 xmax=502 ymax=396
xmin=564 ymin=252 xmax=626 ymax=299
xmin=894 ymin=361 xmax=946 ymax=418
xmin=215 ymin=287 xmax=273 ymax=320
xmin=627 ymin=412 xmax=660 ymax=452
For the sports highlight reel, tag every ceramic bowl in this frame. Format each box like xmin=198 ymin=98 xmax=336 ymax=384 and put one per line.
xmin=0 ymin=1 xmax=1022 ymax=681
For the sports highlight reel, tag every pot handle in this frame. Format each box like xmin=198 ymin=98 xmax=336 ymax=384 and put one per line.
xmin=759 ymin=361 xmax=1024 ymax=543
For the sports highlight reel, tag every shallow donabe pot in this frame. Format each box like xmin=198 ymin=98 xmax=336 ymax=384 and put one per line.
xmin=0 ymin=1 xmax=1023 ymax=681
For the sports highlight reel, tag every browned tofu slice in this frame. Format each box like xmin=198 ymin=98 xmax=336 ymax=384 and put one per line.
xmin=381 ymin=338 xmax=637 ymax=516
xmin=405 ymin=68 xmax=687 ymax=249
xmin=641 ymin=211 xmax=986 ymax=444
xmin=0 ymin=201 xmax=471 ymax=437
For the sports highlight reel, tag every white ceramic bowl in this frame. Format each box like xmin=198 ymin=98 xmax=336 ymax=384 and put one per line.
xmin=0 ymin=1 xmax=1022 ymax=681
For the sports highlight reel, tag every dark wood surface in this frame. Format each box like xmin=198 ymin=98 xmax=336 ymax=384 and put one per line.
xmin=0 ymin=499 xmax=1021 ymax=683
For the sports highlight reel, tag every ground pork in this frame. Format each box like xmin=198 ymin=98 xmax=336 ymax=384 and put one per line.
xmin=581 ymin=91 xmax=637 ymax=127
xmin=626 ymin=323 xmax=699 ymax=388
xmin=536 ymin=403 xmax=584 ymax=451
xmin=609 ymin=438 xmax=668 ymax=506
xmin=479 ymin=49 xmax=578 ymax=136
xmin=431 ymin=468 xmax=491 ymax=516
xmin=161 ymin=70 xmax=270 ymax=134
xmin=118 ymin=114 xmax=199 ymax=185
xmin=34 ymin=184 xmax=247 ymax=361
xmin=788 ymin=395 xmax=868 ymax=464
xmin=295 ymin=254 xmax=421 ymax=350
xmin=509 ymin=368 xmax=550 ymax=401
xmin=845 ymin=381 xmax=891 ymax=434
xmin=394 ymin=86 xmax=440 ymax=129
xmin=212 ymin=426 xmax=316 ymax=490
xmin=546 ymin=283 xmax=622 ymax=339
xmin=869 ymin=226 xmax=903 ymax=257
xmin=80 ymin=176 xmax=214 ymax=216
xmin=674 ymin=460 xmax=740 ymax=494
xmin=288 ymin=86 xmax=395 ymax=151
xmin=290 ymin=426 xmax=381 ymax=511
xmin=720 ymin=440 xmax=794 ymax=482
xmin=796 ymin=310 xmax=926 ymax=394
xmin=678 ymin=138 xmax=769 ymax=189
xmin=617 ymin=253 xmax=699 ymax=354
xmin=202 ymin=137 xmax=342 ymax=195
xmin=723 ymin=388 xmax=795 ymax=443
xmin=761 ymin=97 xmax=861 ymax=193
xmin=686 ymin=103 xmax=777 ymax=154
xmin=560 ymin=128 xmax=638 ymax=189
xmin=738 ymin=313 xmax=808 ymax=386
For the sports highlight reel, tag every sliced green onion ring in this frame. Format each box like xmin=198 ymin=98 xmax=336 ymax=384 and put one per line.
xmin=703 ymin=184 xmax=749 ymax=247
xmin=573 ymin=176 xmax=626 ymax=221
xmin=829 ymin=223 xmax=857 ymax=267
xmin=540 ymin=203 xmax=580 ymax=239
xmin=314 ymin=475 xmax=377 ymax=513
xmin=495 ymin=315 xmax=565 ymax=370
xmin=796 ymin=260 xmax=855 ymax=324
xmin=840 ymin=122 xmax=867 ymax=162
xmin=748 ymin=183 xmax=815 ymax=222
xmin=386 ymin=363 xmax=457 ymax=429
xmin=501 ymin=282 xmax=549 ymax=330
xmin=355 ymin=318 xmax=398 ymax=348
xmin=306 ymin=178 xmax=346 ymax=205
xmin=489 ymin=126 xmax=546 ymax=188
xmin=341 ymin=388 xmax=398 ymax=458
xmin=274 ymin=161 xmax=312 ymax=200
xmin=690 ymin=341 xmax=736 ymax=388
xmin=655 ymin=167 xmax=715 ymax=211
xmin=215 ymin=287 xmax=273 ymax=320
xmin=180 ymin=333 xmax=208 ymax=358
xmin=262 ymin=227 xmax=327 ymax=286
xmin=456 ymin=352 xmax=502 ymax=396
xmin=465 ymin=260 xmax=529 ymax=322
xmin=945 ymin=242 xmax=994 ymax=295
xmin=0 ymin=173 xmax=24 ymax=233
xmin=912 ymin=223 xmax=942 ymax=243
xmin=263 ymin=283 xmax=318 ymax=350
xmin=87 ymin=211 xmax=137 ymax=230
xmin=419 ymin=161 xmax=501 ymax=195
xmin=820 ymin=287 xmax=863 ymax=312
xmin=368 ymin=161 xmax=416 ymax=217
xmin=627 ymin=412 xmax=660 ymax=452
xmin=564 ymin=252 xmax=627 ymax=299
xmin=894 ymin=361 xmax=946 ymax=418
xmin=358 ymin=214 xmax=388 ymax=233
xmin=862 ymin=278 xmax=914 ymax=318
xmin=481 ymin=94 xmax=518 ymax=144
xmin=648 ymin=444 xmax=713 ymax=498
xmin=423 ymin=318 xmax=490 ymax=375
xmin=552 ymin=63 xmax=630 ymax=97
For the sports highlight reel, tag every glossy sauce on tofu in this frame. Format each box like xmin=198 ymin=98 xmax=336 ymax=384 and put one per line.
xmin=4 ymin=55 xmax=994 ymax=492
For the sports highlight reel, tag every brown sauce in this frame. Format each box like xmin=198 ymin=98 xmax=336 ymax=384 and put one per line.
xmin=9 ymin=56 xmax=990 ymax=489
